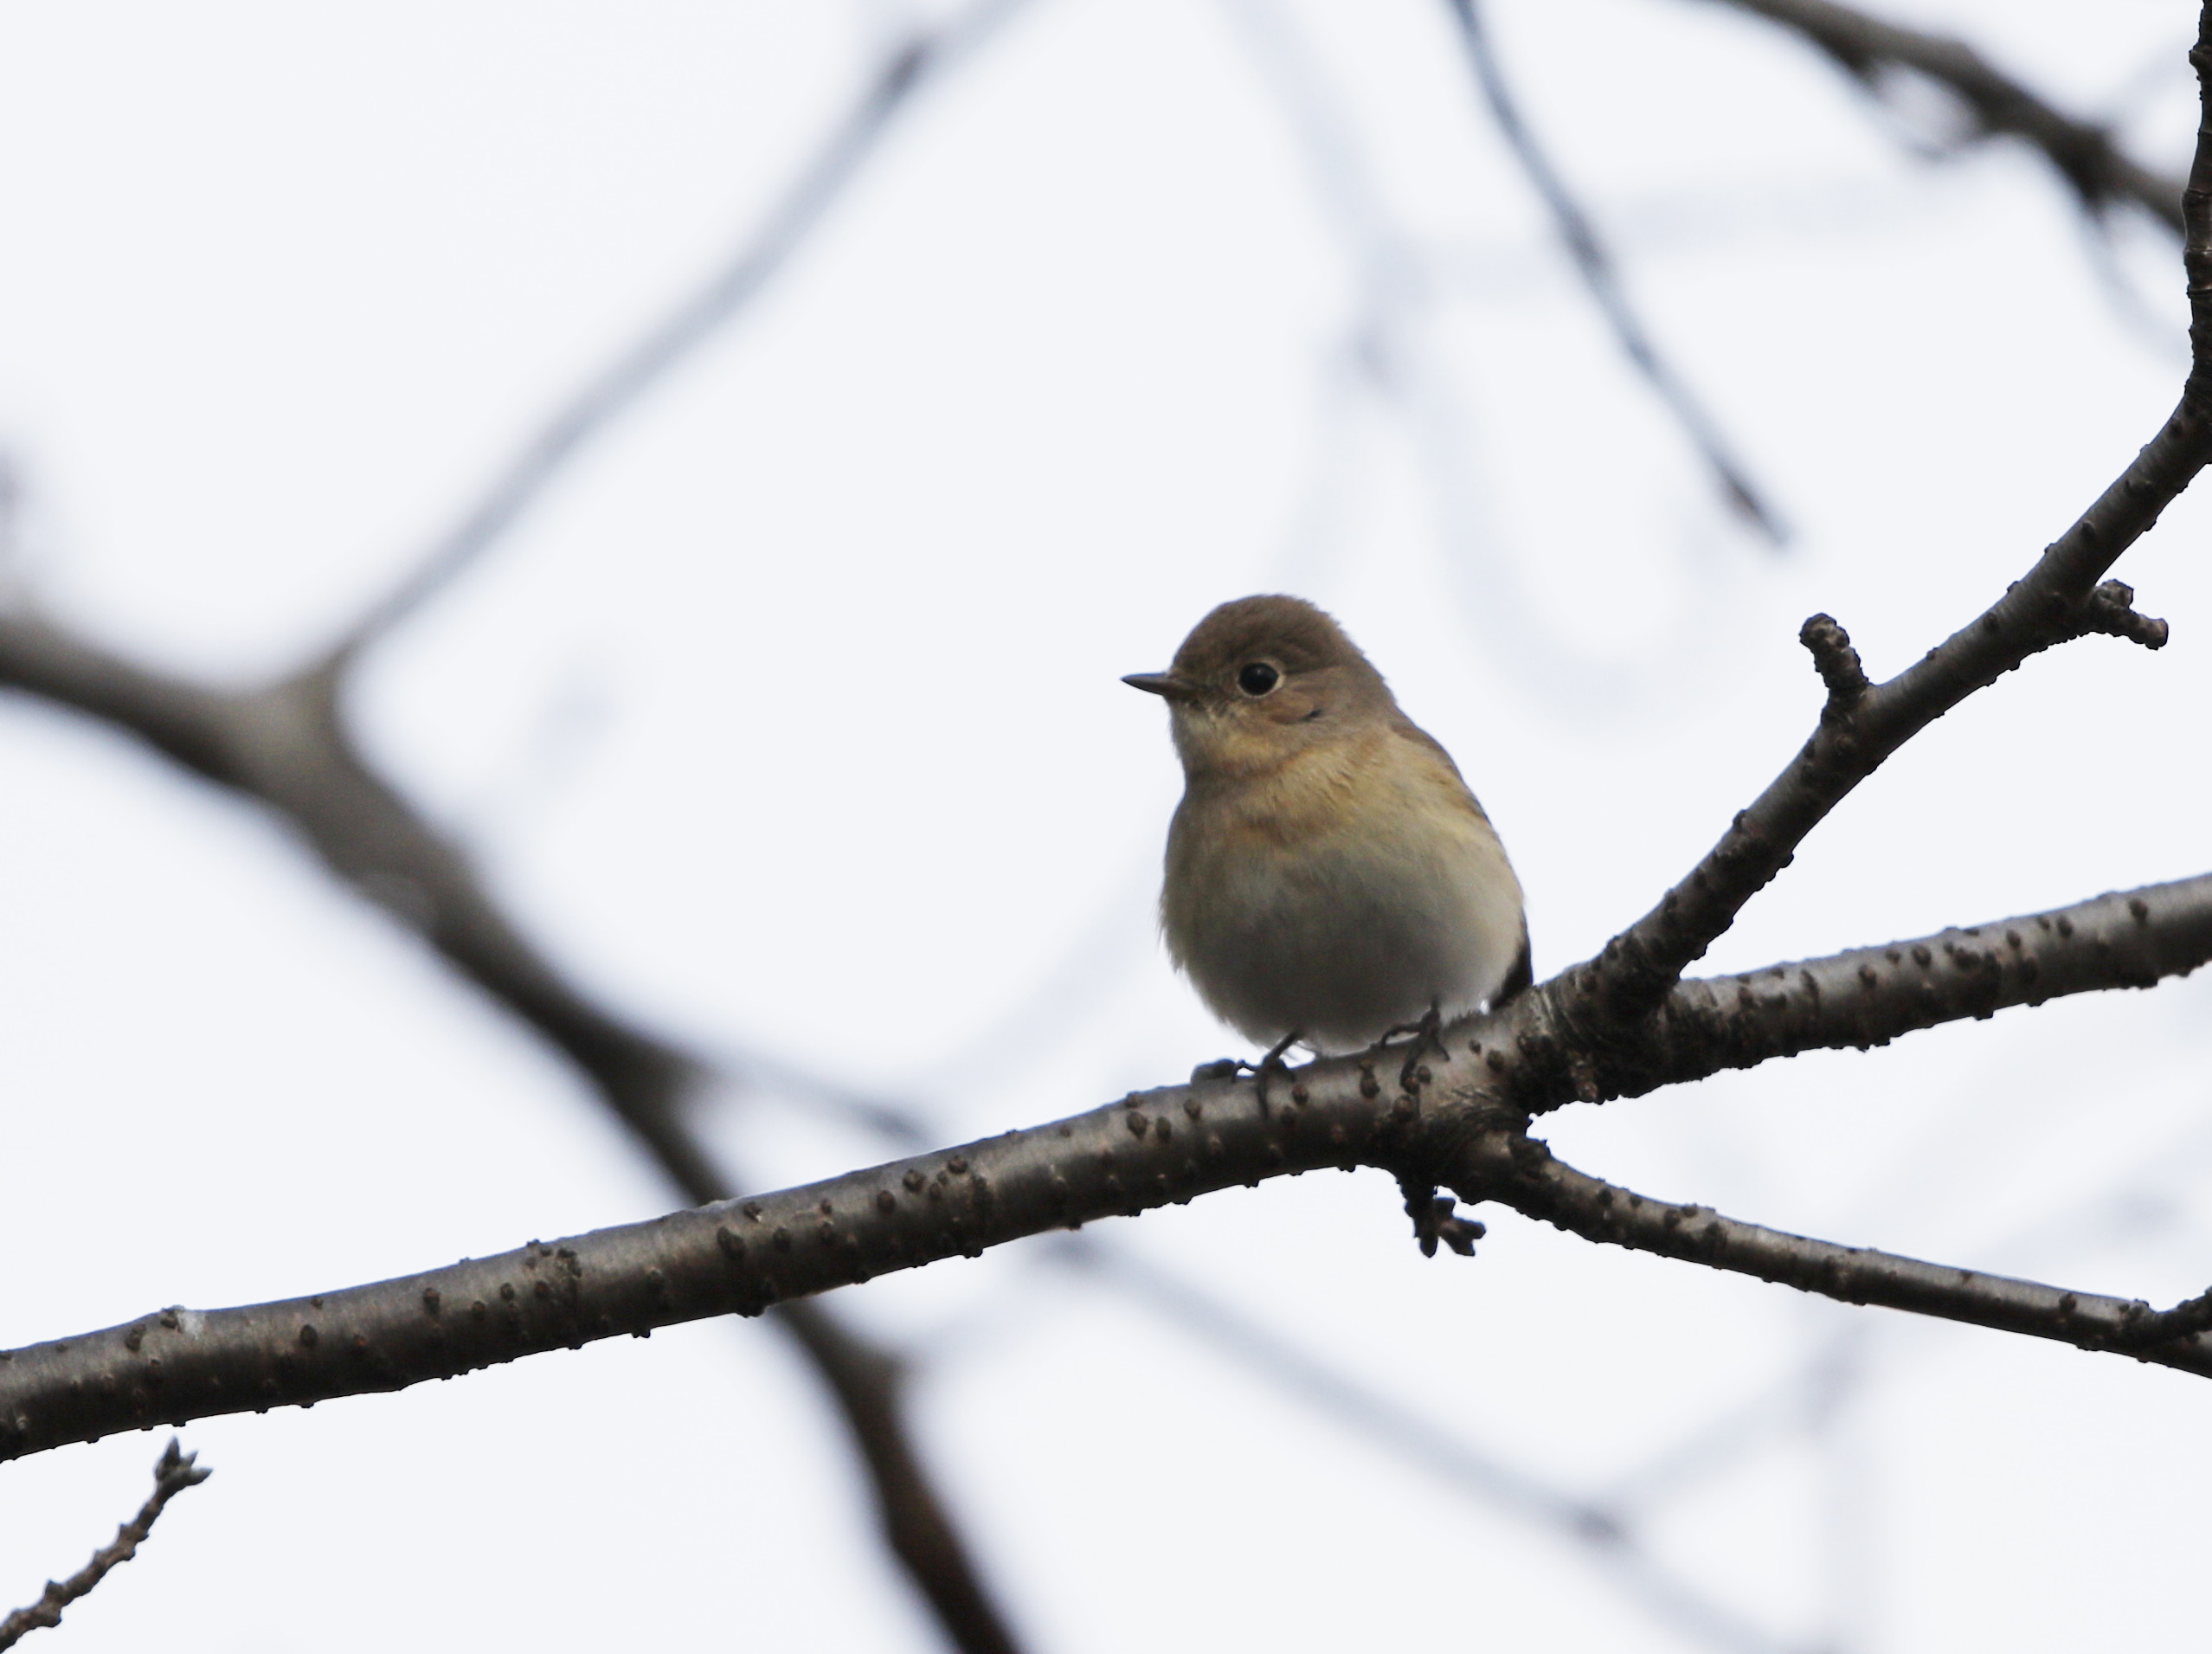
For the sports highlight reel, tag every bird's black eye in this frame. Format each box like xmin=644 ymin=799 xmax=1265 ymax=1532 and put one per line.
xmin=1238 ymin=661 xmax=1280 ymax=697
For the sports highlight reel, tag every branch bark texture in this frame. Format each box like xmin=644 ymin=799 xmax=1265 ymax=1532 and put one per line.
xmin=2 ymin=11 xmax=2209 ymax=1644
xmin=4 ymin=872 xmax=2206 ymax=1461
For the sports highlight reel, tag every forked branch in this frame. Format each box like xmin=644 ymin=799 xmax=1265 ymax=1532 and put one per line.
xmin=1 ymin=870 xmax=2206 ymax=1461
xmin=1564 ymin=3 xmax=2212 ymax=1024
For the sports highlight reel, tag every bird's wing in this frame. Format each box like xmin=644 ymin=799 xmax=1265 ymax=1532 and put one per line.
xmin=1389 ymin=715 xmax=1500 ymax=824
xmin=1493 ymin=921 xmax=1534 ymax=1006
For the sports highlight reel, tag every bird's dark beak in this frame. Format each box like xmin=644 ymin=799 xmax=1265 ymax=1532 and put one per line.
xmin=1122 ymin=672 xmax=1199 ymax=703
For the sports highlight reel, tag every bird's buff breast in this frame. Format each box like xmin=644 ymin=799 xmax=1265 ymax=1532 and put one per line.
xmin=1160 ymin=737 xmax=1522 ymax=1052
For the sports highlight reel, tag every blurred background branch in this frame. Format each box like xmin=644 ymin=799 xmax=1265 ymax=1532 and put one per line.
xmin=0 ymin=7 xmax=1045 ymax=1646
xmin=1447 ymin=0 xmax=1788 ymax=544
xmin=1706 ymin=0 xmax=2185 ymax=231
xmin=0 ymin=3 xmax=2205 ymax=1650
xmin=0 ymin=519 xmax=1029 ymax=1654
xmin=311 ymin=0 xmax=1033 ymax=680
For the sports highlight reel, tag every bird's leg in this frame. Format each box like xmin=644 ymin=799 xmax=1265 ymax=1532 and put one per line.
xmin=1400 ymin=1001 xmax=1447 ymax=1094
xmin=1363 ymin=1001 xmax=1449 ymax=1095
xmin=1251 ymin=1027 xmax=1302 ymax=1115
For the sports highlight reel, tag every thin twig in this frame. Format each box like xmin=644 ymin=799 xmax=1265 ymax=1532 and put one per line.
xmin=1472 ymin=1139 xmax=2212 ymax=1371
xmin=309 ymin=0 xmax=1031 ymax=678
xmin=1707 ymin=0 xmax=2186 ymax=234
xmin=1219 ymin=0 xmax=1746 ymax=719
xmin=0 ymin=1439 xmax=209 ymax=1651
xmin=1445 ymin=0 xmax=1787 ymax=543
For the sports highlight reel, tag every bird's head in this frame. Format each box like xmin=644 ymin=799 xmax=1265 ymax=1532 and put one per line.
xmin=1123 ymin=594 xmax=1394 ymax=779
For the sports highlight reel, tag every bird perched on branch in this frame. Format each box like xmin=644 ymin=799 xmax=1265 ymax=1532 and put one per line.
xmin=1125 ymin=595 xmax=1530 ymax=1073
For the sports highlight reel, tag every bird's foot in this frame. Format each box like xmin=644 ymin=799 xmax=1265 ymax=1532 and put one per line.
xmin=1192 ymin=1029 xmax=1303 ymax=1115
xmin=1402 ymin=1182 xmax=1485 ymax=1258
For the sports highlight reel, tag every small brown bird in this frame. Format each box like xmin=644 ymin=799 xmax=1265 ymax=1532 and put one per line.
xmin=1125 ymin=595 xmax=1529 ymax=1061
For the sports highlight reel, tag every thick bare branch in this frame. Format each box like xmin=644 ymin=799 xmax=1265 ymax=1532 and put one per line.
xmin=1572 ymin=8 xmax=2212 ymax=1024
xmin=742 ymin=1066 xmax=1801 ymax=1654
xmin=2 ymin=18 xmax=2202 ymax=1640
xmin=1445 ymin=0 xmax=1786 ymax=543
xmin=0 ymin=576 xmax=1792 ymax=1652
xmin=1531 ymin=872 xmax=2212 ymax=1112
xmin=3 ymin=871 xmax=2207 ymax=1458
xmin=1708 ymin=0 xmax=2186 ymax=233
xmin=0 ymin=1440 xmax=209 ymax=1651
xmin=310 ymin=0 xmax=1029 ymax=676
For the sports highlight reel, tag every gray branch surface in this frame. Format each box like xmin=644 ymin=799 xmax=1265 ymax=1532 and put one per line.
xmin=0 ymin=1440 xmax=209 ymax=1651
xmin=1709 ymin=0 xmax=2186 ymax=232
xmin=1554 ymin=876 xmax=2212 ymax=1108
xmin=3 ymin=870 xmax=2207 ymax=1461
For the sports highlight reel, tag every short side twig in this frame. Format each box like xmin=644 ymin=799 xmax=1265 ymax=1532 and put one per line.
xmin=1445 ymin=0 xmax=1787 ymax=543
xmin=0 ymin=1439 xmax=209 ymax=1651
xmin=1796 ymin=613 xmax=1868 ymax=709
